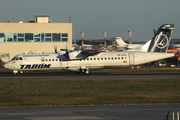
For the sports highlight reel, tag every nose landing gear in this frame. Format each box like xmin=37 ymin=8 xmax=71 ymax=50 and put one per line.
xmin=13 ymin=70 xmax=18 ymax=75
xmin=13 ymin=70 xmax=23 ymax=74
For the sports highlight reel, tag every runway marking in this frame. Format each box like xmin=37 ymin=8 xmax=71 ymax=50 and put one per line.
xmin=28 ymin=116 xmax=103 ymax=120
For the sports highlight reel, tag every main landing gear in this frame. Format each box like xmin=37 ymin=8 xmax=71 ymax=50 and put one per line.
xmin=79 ymin=68 xmax=90 ymax=75
xmin=13 ymin=70 xmax=23 ymax=74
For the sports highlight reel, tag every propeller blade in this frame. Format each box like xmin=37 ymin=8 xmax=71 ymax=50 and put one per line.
xmin=62 ymin=45 xmax=70 ymax=59
xmin=66 ymin=45 xmax=70 ymax=59
xmin=54 ymin=45 xmax=57 ymax=53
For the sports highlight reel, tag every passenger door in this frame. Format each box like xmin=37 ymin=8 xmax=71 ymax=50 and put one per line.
xmin=41 ymin=57 xmax=45 ymax=64
xmin=129 ymin=53 xmax=134 ymax=65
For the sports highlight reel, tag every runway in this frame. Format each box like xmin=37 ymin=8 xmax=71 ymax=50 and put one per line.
xmin=0 ymin=71 xmax=180 ymax=80
xmin=0 ymin=104 xmax=180 ymax=120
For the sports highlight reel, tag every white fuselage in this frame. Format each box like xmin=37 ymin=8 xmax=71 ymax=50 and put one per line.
xmin=4 ymin=51 xmax=174 ymax=72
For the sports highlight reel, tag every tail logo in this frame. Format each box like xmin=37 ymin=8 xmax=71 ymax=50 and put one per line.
xmin=155 ymin=34 xmax=169 ymax=49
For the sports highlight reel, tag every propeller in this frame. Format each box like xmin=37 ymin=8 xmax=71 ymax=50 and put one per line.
xmin=60 ymin=45 xmax=70 ymax=59
xmin=54 ymin=45 xmax=57 ymax=53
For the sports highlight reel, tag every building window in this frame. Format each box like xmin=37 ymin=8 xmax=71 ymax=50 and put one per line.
xmin=0 ymin=33 xmax=5 ymax=42
xmin=5 ymin=53 xmax=9 ymax=57
xmin=34 ymin=33 xmax=41 ymax=42
xmin=62 ymin=33 xmax=68 ymax=37
xmin=18 ymin=38 xmax=24 ymax=42
xmin=45 ymin=33 xmax=52 ymax=42
xmin=17 ymin=33 xmax=24 ymax=42
xmin=13 ymin=33 xmax=17 ymax=42
xmin=6 ymin=33 xmax=13 ymax=42
xmin=0 ymin=33 xmax=68 ymax=42
xmin=6 ymin=38 xmax=13 ymax=42
xmin=6 ymin=33 xmax=13 ymax=37
xmin=1 ymin=53 xmax=5 ymax=57
xmin=34 ymin=38 xmax=40 ymax=42
xmin=62 ymin=33 xmax=68 ymax=42
xmin=62 ymin=38 xmax=68 ymax=42
xmin=41 ymin=33 xmax=45 ymax=42
xmin=45 ymin=38 xmax=51 ymax=42
xmin=25 ymin=33 xmax=33 ymax=42
xmin=53 ymin=33 xmax=60 ymax=42
xmin=45 ymin=33 xmax=51 ymax=37
xmin=18 ymin=33 xmax=24 ymax=37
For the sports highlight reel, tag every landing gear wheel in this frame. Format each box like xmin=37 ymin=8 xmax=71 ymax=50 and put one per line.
xmin=13 ymin=70 xmax=18 ymax=75
xmin=79 ymin=68 xmax=90 ymax=75
xmin=84 ymin=69 xmax=89 ymax=75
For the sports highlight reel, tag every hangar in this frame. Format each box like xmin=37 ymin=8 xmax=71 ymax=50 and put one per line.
xmin=0 ymin=15 xmax=72 ymax=62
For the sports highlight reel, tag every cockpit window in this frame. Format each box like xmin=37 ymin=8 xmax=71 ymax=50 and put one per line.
xmin=12 ymin=57 xmax=16 ymax=60
xmin=11 ymin=57 xmax=23 ymax=60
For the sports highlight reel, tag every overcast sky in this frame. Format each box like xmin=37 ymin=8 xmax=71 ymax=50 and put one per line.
xmin=0 ymin=0 xmax=179 ymax=42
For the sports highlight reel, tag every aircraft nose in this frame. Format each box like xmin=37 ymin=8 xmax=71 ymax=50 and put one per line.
xmin=3 ymin=63 xmax=10 ymax=69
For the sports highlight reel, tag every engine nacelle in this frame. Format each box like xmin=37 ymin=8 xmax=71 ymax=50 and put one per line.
xmin=69 ymin=51 xmax=84 ymax=59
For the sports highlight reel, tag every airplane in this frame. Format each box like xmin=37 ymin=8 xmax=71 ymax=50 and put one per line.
xmin=4 ymin=24 xmax=176 ymax=75
xmin=115 ymin=37 xmax=151 ymax=52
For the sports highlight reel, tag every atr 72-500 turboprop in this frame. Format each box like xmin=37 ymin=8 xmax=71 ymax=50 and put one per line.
xmin=4 ymin=24 xmax=176 ymax=74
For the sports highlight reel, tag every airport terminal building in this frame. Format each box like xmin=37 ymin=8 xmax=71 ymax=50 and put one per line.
xmin=0 ymin=15 xmax=72 ymax=62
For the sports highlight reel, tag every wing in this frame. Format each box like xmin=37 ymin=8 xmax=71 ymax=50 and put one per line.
xmin=61 ymin=49 xmax=103 ymax=60
xmin=81 ymin=50 xmax=101 ymax=58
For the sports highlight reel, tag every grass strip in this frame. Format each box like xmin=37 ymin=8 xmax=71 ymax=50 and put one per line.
xmin=0 ymin=79 xmax=180 ymax=107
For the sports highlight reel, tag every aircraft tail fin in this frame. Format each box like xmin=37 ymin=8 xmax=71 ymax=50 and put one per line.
xmin=115 ymin=37 xmax=128 ymax=47
xmin=147 ymin=24 xmax=176 ymax=52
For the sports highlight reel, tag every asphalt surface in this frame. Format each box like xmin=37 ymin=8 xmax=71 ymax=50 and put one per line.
xmin=0 ymin=105 xmax=180 ymax=120
xmin=0 ymin=71 xmax=180 ymax=80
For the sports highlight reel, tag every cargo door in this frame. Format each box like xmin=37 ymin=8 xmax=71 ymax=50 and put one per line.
xmin=60 ymin=59 xmax=69 ymax=68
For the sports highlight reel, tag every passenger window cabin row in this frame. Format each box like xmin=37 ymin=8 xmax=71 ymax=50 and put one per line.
xmin=12 ymin=56 xmax=127 ymax=62
xmin=45 ymin=57 xmax=127 ymax=62
xmin=87 ymin=57 xmax=126 ymax=61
